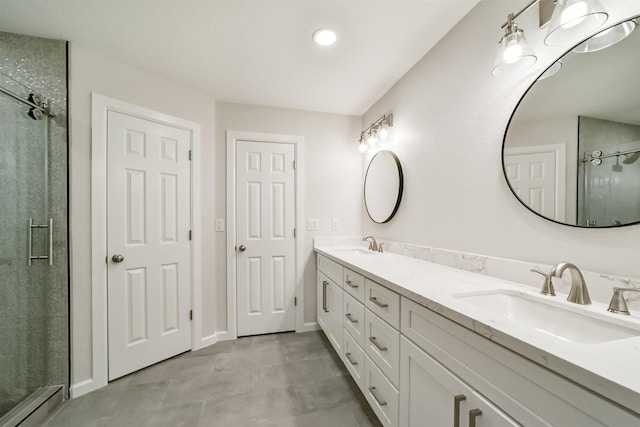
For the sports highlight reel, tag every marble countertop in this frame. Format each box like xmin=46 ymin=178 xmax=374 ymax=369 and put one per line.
xmin=315 ymin=245 xmax=640 ymax=414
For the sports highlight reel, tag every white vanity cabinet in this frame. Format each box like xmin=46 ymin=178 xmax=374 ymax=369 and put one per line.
xmin=316 ymin=263 xmax=344 ymax=356
xmin=316 ymin=251 xmax=640 ymax=427
xmin=400 ymin=336 xmax=518 ymax=427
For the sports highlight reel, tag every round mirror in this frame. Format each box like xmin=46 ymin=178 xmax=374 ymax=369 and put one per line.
xmin=503 ymin=16 xmax=640 ymax=228
xmin=364 ymin=150 xmax=403 ymax=223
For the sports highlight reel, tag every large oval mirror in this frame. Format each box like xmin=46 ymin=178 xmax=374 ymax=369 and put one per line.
xmin=364 ymin=150 xmax=403 ymax=223
xmin=503 ymin=16 xmax=640 ymax=228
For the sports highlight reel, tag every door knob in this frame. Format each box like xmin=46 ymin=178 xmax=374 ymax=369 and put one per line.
xmin=112 ymin=254 xmax=125 ymax=263
xmin=238 ymin=245 xmax=246 ymax=252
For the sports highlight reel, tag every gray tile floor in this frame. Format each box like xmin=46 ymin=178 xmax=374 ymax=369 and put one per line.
xmin=44 ymin=331 xmax=381 ymax=427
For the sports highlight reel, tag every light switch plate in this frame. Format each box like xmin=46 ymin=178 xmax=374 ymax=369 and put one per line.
xmin=331 ymin=218 xmax=340 ymax=231
xmin=307 ymin=218 xmax=320 ymax=231
xmin=215 ymin=218 xmax=224 ymax=232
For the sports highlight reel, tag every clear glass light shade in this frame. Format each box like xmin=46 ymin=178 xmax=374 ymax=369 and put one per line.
xmin=573 ymin=20 xmax=636 ymax=53
xmin=312 ymin=29 xmax=337 ymax=46
xmin=544 ymin=0 xmax=608 ymax=46
xmin=492 ymin=31 xmax=537 ymax=76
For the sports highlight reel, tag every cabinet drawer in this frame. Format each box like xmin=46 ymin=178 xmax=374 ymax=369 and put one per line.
xmin=365 ymin=309 xmax=400 ymax=388
xmin=365 ymin=279 xmax=400 ymax=329
xmin=343 ymin=292 xmax=365 ymax=348
xmin=317 ymin=254 xmax=343 ymax=287
xmin=365 ymin=355 xmax=399 ymax=427
xmin=343 ymin=329 xmax=365 ymax=391
xmin=343 ymin=268 xmax=365 ymax=302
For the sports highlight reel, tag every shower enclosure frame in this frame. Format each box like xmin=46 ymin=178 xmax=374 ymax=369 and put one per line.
xmin=0 ymin=37 xmax=70 ymax=427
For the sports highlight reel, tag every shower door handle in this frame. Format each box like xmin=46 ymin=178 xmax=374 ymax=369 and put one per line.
xmin=28 ymin=218 xmax=53 ymax=266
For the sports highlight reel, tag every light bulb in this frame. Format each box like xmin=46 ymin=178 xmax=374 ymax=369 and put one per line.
xmin=503 ymin=39 xmax=524 ymax=64
xmin=378 ymin=124 xmax=390 ymax=140
xmin=313 ymin=29 xmax=337 ymax=46
xmin=367 ymin=131 xmax=377 ymax=146
xmin=358 ymin=141 xmax=367 ymax=153
xmin=560 ymin=2 xmax=588 ymax=29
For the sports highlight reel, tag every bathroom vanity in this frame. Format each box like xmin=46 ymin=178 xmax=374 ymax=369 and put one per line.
xmin=315 ymin=245 xmax=640 ymax=426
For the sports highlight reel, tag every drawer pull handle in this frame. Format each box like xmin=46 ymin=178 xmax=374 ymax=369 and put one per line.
xmin=468 ymin=409 xmax=482 ymax=427
xmin=369 ymin=296 xmax=388 ymax=308
xmin=369 ymin=336 xmax=388 ymax=352
xmin=454 ymin=395 xmax=466 ymax=427
xmin=345 ymin=280 xmax=359 ymax=289
xmin=345 ymin=313 xmax=358 ymax=323
xmin=322 ymin=281 xmax=329 ymax=313
xmin=344 ymin=352 xmax=358 ymax=366
xmin=368 ymin=386 xmax=387 ymax=406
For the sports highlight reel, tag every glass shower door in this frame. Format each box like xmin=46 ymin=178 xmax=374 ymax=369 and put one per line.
xmin=0 ymin=92 xmax=53 ymax=417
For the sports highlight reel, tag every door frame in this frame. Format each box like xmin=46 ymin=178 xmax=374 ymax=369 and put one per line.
xmin=87 ymin=93 xmax=202 ymax=395
xmin=226 ymin=131 xmax=306 ymax=339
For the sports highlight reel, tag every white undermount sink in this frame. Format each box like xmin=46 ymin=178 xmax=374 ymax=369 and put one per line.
xmin=453 ymin=290 xmax=639 ymax=345
xmin=332 ymin=247 xmax=377 ymax=255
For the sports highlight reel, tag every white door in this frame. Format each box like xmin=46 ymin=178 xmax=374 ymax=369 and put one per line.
xmin=107 ymin=111 xmax=192 ymax=380
xmin=236 ymin=140 xmax=296 ymax=336
xmin=504 ymin=151 xmax=557 ymax=219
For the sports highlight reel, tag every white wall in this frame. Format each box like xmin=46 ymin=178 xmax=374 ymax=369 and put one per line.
xmin=215 ymin=103 xmax=362 ymax=327
xmin=361 ymin=0 xmax=640 ymax=279
xmin=69 ymin=44 xmax=217 ymax=390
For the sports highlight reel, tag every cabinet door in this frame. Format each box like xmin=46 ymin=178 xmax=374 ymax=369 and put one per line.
xmin=327 ymin=280 xmax=344 ymax=355
xmin=316 ymin=271 xmax=331 ymax=334
xmin=400 ymin=337 xmax=518 ymax=427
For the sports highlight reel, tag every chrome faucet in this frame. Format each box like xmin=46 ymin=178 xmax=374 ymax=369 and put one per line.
xmin=607 ymin=288 xmax=640 ymax=315
xmin=550 ymin=262 xmax=591 ymax=305
xmin=362 ymin=235 xmax=379 ymax=252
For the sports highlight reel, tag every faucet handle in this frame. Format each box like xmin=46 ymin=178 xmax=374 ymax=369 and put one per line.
xmin=607 ymin=287 xmax=640 ymax=315
xmin=531 ymin=269 xmax=555 ymax=296
xmin=378 ymin=243 xmax=384 ymax=253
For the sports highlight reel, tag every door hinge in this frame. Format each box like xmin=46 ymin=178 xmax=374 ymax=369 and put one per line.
xmin=189 ymin=230 xmax=192 ymax=240
xmin=189 ymin=150 xmax=192 ymax=160
xmin=294 ymin=297 xmax=297 ymax=306
xmin=293 ymin=160 xmax=296 ymax=170
xmin=190 ymin=309 xmax=193 ymax=320
xmin=293 ymin=228 xmax=296 ymax=238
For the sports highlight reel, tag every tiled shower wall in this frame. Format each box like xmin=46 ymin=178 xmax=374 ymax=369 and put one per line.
xmin=0 ymin=31 xmax=68 ymax=414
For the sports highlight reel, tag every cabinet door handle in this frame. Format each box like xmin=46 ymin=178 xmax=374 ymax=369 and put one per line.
xmin=345 ymin=280 xmax=359 ymax=289
xmin=453 ymin=395 xmax=466 ymax=427
xmin=369 ymin=296 xmax=388 ymax=308
xmin=345 ymin=313 xmax=358 ymax=323
xmin=468 ymin=409 xmax=482 ymax=427
xmin=369 ymin=336 xmax=388 ymax=352
xmin=322 ymin=281 xmax=329 ymax=312
xmin=344 ymin=352 xmax=358 ymax=366
xmin=368 ymin=386 xmax=387 ymax=406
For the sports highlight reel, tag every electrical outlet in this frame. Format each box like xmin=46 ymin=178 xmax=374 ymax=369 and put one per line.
xmin=331 ymin=218 xmax=340 ymax=231
xmin=307 ymin=218 xmax=320 ymax=231
xmin=215 ymin=218 xmax=224 ymax=232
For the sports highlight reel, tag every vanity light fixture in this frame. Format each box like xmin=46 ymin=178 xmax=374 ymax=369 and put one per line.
xmin=313 ymin=28 xmax=337 ymax=46
xmin=492 ymin=13 xmax=537 ymax=77
xmin=359 ymin=114 xmax=393 ymax=154
xmin=492 ymin=0 xmax=609 ymax=77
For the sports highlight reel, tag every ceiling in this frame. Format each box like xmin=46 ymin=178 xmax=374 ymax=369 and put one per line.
xmin=0 ymin=0 xmax=480 ymax=115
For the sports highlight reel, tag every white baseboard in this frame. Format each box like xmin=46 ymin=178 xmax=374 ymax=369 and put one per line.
xmin=69 ymin=378 xmax=99 ymax=399
xmin=194 ymin=330 xmax=234 ymax=351
xmin=299 ymin=321 xmax=320 ymax=332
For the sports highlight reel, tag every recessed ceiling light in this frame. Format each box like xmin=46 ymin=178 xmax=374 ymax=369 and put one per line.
xmin=313 ymin=28 xmax=337 ymax=46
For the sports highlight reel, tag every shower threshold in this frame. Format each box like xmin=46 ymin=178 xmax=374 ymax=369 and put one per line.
xmin=0 ymin=386 xmax=64 ymax=427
